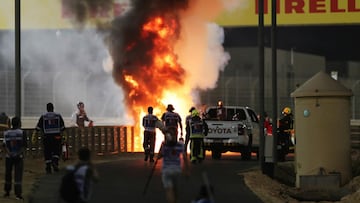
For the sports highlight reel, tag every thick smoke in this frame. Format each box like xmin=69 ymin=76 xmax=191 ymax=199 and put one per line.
xmin=105 ymin=0 xmax=190 ymax=117
xmin=0 ymin=29 xmax=130 ymax=123
xmin=62 ymin=0 xmax=115 ymax=26
xmin=57 ymin=0 xmax=235 ymax=121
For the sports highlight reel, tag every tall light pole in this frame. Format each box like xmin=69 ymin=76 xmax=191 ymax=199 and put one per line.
xmin=271 ymin=0 xmax=278 ymax=165
xmin=15 ymin=0 xmax=21 ymax=118
xmin=258 ymin=0 xmax=265 ymax=174
xmin=352 ymin=80 xmax=360 ymax=119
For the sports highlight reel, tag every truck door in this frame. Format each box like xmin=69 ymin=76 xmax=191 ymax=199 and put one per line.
xmin=246 ymin=108 xmax=260 ymax=146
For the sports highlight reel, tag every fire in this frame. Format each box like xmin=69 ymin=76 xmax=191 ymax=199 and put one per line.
xmin=121 ymin=15 xmax=191 ymax=152
xmin=63 ymin=0 xmax=232 ymax=152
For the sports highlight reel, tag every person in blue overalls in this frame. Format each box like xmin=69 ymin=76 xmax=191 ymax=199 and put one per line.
xmin=36 ymin=103 xmax=66 ymax=174
xmin=2 ymin=116 xmax=27 ymax=200
xmin=161 ymin=104 xmax=183 ymax=141
xmin=142 ymin=106 xmax=160 ymax=162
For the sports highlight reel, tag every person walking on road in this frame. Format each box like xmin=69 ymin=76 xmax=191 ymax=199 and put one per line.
xmin=61 ymin=147 xmax=99 ymax=203
xmin=185 ymin=107 xmax=195 ymax=152
xmin=157 ymin=128 xmax=189 ymax=203
xmin=277 ymin=107 xmax=294 ymax=161
xmin=161 ymin=104 xmax=183 ymax=141
xmin=189 ymin=109 xmax=208 ymax=164
xmin=2 ymin=116 xmax=27 ymax=200
xmin=35 ymin=102 xmax=66 ymax=174
xmin=142 ymin=106 xmax=160 ymax=162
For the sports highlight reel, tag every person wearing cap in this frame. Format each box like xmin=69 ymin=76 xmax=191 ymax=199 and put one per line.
xmin=189 ymin=109 xmax=208 ymax=164
xmin=184 ymin=107 xmax=195 ymax=152
xmin=142 ymin=106 xmax=160 ymax=162
xmin=161 ymin=104 xmax=183 ymax=141
xmin=35 ymin=103 xmax=66 ymax=174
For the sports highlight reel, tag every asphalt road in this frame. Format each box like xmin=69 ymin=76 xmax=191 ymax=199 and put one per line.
xmin=89 ymin=153 xmax=263 ymax=203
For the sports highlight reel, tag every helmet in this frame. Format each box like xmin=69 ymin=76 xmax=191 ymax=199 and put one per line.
xmin=191 ymin=109 xmax=200 ymax=117
xmin=282 ymin=107 xmax=291 ymax=115
xmin=189 ymin=106 xmax=195 ymax=113
xmin=77 ymin=101 xmax=84 ymax=108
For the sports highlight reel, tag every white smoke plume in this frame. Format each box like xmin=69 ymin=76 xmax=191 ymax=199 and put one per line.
xmin=0 ymin=0 xmax=240 ymax=126
xmin=0 ymin=29 xmax=130 ymax=124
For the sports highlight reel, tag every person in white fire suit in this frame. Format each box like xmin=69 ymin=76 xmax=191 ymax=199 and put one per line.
xmin=161 ymin=104 xmax=183 ymax=141
xmin=216 ymin=100 xmax=226 ymax=120
xmin=142 ymin=106 xmax=160 ymax=162
xmin=72 ymin=102 xmax=93 ymax=128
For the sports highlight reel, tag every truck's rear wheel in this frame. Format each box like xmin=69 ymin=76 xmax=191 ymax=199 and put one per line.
xmin=211 ymin=150 xmax=222 ymax=160
xmin=241 ymin=147 xmax=252 ymax=160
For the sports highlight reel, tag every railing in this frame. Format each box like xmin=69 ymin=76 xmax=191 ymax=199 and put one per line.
xmin=22 ymin=126 xmax=134 ymax=159
xmin=351 ymin=124 xmax=360 ymax=149
xmin=2 ymin=123 xmax=360 ymax=159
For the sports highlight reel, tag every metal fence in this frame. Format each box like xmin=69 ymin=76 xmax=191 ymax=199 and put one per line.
xmin=1 ymin=123 xmax=360 ymax=159
xmin=351 ymin=124 xmax=360 ymax=149
xmin=23 ymin=126 xmax=134 ymax=159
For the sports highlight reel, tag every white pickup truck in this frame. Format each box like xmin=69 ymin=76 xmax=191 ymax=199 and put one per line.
xmin=203 ymin=106 xmax=260 ymax=160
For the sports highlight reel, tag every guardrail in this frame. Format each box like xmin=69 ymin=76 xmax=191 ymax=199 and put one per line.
xmin=351 ymin=124 xmax=360 ymax=149
xmin=23 ymin=126 xmax=135 ymax=159
xmin=1 ymin=123 xmax=360 ymax=159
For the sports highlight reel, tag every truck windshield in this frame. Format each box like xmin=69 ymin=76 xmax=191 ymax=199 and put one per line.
xmin=205 ymin=107 xmax=247 ymax=121
xmin=246 ymin=109 xmax=259 ymax=123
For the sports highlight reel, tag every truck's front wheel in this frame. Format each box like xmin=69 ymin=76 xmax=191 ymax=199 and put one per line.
xmin=211 ymin=150 xmax=222 ymax=160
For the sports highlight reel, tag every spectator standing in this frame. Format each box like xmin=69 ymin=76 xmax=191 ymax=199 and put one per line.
xmin=35 ymin=103 xmax=66 ymax=173
xmin=2 ymin=116 xmax=27 ymax=200
xmin=161 ymin=104 xmax=183 ymax=141
xmin=142 ymin=106 xmax=160 ymax=162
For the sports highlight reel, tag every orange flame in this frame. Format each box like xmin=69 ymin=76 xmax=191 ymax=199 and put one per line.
xmin=121 ymin=15 xmax=192 ymax=151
